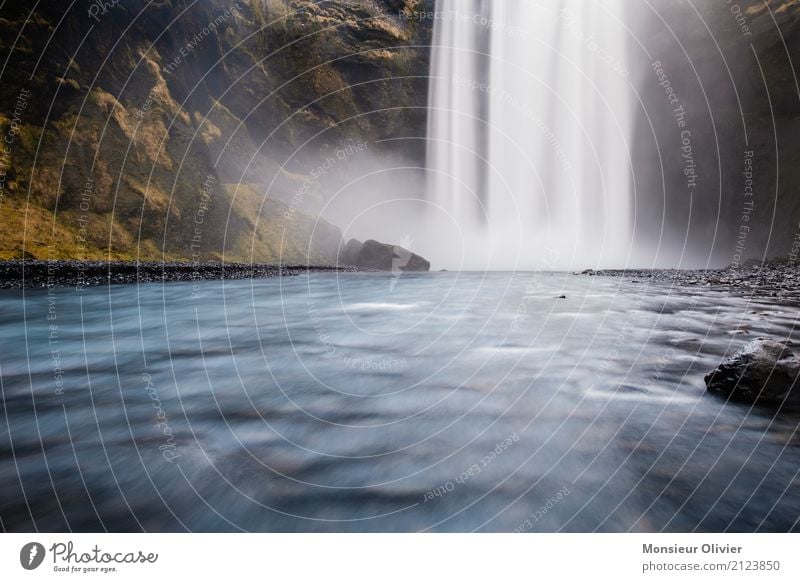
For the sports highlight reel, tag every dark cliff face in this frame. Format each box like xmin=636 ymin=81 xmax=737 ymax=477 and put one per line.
xmin=629 ymin=0 xmax=800 ymax=267
xmin=0 ymin=0 xmax=433 ymax=262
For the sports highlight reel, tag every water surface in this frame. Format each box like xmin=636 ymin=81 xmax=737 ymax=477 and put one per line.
xmin=1 ymin=272 xmax=799 ymax=531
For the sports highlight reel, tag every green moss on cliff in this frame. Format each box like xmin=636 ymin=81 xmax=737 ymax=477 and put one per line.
xmin=0 ymin=0 xmax=431 ymax=263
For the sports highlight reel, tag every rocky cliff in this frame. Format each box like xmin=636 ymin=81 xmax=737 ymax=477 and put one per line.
xmin=0 ymin=0 xmax=433 ymax=262
xmin=630 ymin=0 xmax=800 ymax=267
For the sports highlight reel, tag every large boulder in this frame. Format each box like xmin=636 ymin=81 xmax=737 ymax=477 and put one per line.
xmin=339 ymin=238 xmax=430 ymax=272
xmin=704 ymin=338 xmax=800 ymax=405
xmin=339 ymin=238 xmax=364 ymax=266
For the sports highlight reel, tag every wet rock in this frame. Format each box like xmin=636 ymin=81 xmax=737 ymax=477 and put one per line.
xmin=343 ymin=239 xmax=430 ymax=272
xmin=339 ymin=238 xmax=364 ymax=266
xmin=704 ymin=338 xmax=800 ymax=405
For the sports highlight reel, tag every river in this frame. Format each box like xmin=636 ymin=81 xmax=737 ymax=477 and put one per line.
xmin=1 ymin=272 xmax=799 ymax=531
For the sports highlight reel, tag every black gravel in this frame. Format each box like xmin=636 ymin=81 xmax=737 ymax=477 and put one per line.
xmin=580 ymin=261 xmax=800 ymax=298
xmin=0 ymin=260 xmax=363 ymax=289
xmin=8 ymin=260 xmax=800 ymax=296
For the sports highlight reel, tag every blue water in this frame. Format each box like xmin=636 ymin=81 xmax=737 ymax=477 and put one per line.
xmin=1 ymin=272 xmax=799 ymax=532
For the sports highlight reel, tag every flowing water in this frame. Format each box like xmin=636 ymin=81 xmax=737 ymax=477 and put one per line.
xmin=425 ymin=0 xmax=634 ymax=270
xmin=1 ymin=273 xmax=799 ymax=532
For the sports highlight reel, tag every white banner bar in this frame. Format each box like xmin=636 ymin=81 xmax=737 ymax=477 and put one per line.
xmin=1 ymin=534 xmax=797 ymax=581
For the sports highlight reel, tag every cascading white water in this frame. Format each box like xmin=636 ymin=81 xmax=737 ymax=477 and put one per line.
xmin=425 ymin=0 xmax=633 ymax=270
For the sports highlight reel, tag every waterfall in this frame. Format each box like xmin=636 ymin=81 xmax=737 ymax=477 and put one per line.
xmin=425 ymin=0 xmax=632 ymax=270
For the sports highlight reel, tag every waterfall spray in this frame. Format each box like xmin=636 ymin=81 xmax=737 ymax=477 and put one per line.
xmin=425 ymin=0 xmax=632 ymax=270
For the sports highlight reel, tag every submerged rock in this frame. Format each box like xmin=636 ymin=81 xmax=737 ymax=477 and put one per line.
xmin=339 ymin=239 xmax=430 ymax=272
xmin=704 ymin=338 xmax=800 ymax=405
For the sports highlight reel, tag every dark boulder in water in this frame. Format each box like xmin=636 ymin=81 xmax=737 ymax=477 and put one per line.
xmin=705 ymin=338 xmax=800 ymax=405
xmin=339 ymin=239 xmax=430 ymax=272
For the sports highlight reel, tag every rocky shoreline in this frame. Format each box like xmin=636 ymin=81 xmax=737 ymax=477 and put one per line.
xmin=0 ymin=260 xmax=363 ymax=289
xmin=6 ymin=260 xmax=800 ymax=292
xmin=581 ymin=261 xmax=800 ymax=297
xmin=580 ymin=261 xmax=800 ymax=406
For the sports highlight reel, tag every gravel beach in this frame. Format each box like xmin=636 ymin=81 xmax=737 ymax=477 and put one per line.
xmin=0 ymin=260 xmax=361 ymax=289
xmin=581 ymin=261 xmax=800 ymax=298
